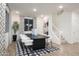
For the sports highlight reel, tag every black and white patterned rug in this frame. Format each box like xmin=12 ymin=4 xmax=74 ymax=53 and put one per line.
xmin=16 ymin=41 xmax=59 ymax=56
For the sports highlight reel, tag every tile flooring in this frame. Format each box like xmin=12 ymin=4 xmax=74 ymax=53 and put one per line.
xmin=6 ymin=42 xmax=79 ymax=56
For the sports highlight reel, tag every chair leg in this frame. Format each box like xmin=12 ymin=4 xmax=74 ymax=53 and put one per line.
xmin=47 ymin=40 xmax=53 ymax=48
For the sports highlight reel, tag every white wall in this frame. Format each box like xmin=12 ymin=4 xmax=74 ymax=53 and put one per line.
xmin=19 ymin=16 xmax=24 ymax=33
xmin=52 ymin=12 xmax=72 ymax=44
xmin=9 ymin=11 xmax=20 ymax=43
xmin=72 ymin=12 xmax=79 ymax=43
xmin=48 ymin=15 xmax=62 ymax=44
xmin=52 ymin=11 xmax=79 ymax=44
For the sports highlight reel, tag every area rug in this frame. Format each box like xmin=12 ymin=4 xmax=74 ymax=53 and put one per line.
xmin=16 ymin=41 xmax=59 ymax=56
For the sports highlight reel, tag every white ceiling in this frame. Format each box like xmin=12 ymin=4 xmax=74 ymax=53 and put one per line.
xmin=8 ymin=3 xmax=79 ymax=16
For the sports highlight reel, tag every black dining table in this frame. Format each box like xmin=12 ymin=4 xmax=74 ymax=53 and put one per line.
xmin=25 ymin=34 xmax=48 ymax=50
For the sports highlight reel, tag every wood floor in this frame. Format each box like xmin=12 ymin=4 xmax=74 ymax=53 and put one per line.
xmin=6 ymin=42 xmax=79 ymax=56
xmin=43 ymin=43 xmax=79 ymax=56
xmin=6 ymin=42 xmax=16 ymax=56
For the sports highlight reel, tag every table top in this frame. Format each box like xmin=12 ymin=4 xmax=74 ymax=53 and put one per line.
xmin=25 ymin=34 xmax=48 ymax=39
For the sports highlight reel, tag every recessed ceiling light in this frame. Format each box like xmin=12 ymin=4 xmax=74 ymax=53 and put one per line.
xmin=58 ymin=5 xmax=63 ymax=9
xmin=15 ymin=11 xmax=20 ymax=14
xmin=43 ymin=16 xmax=48 ymax=23
xmin=33 ymin=8 xmax=37 ymax=12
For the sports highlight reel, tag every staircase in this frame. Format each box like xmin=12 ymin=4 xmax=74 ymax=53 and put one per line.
xmin=51 ymin=23 xmax=66 ymax=44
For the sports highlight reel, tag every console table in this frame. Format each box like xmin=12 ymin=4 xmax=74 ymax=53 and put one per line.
xmin=25 ymin=34 xmax=48 ymax=50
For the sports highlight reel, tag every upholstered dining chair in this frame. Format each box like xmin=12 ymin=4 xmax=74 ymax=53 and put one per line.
xmin=20 ymin=34 xmax=33 ymax=46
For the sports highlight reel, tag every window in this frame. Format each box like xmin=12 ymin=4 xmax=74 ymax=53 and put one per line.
xmin=24 ymin=18 xmax=33 ymax=31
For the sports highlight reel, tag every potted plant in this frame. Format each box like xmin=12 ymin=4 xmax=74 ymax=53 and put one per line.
xmin=12 ymin=21 xmax=19 ymax=41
